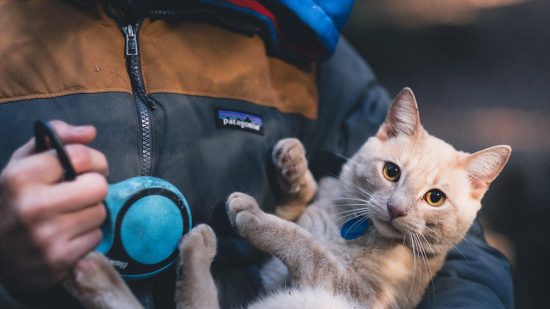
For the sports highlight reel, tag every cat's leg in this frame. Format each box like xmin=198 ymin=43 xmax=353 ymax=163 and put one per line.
xmin=259 ymin=256 xmax=289 ymax=292
xmin=175 ymin=224 xmax=219 ymax=309
xmin=63 ymin=252 xmax=143 ymax=309
xmin=227 ymin=193 xmax=347 ymax=289
xmin=272 ymin=138 xmax=317 ymax=221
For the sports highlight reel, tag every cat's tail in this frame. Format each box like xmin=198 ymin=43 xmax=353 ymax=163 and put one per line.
xmin=176 ymin=224 xmax=219 ymax=309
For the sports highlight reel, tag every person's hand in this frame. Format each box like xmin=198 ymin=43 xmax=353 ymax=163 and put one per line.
xmin=0 ymin=121 xmax=109 ymax=289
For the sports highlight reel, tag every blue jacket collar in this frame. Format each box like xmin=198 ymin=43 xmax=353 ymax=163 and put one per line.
xmin=195 ymin=0 xmax=355 ymax=62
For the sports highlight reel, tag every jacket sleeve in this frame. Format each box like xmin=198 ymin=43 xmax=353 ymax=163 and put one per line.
xmin=313 ymin=38 xmax=514 ymax=309
xmin=417 ymin=219 xmax=514 ymax=308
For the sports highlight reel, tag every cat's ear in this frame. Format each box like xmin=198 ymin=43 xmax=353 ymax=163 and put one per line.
xmin=376 ymin=87 xmax=421 ymax=140
xmin=465 ymin=145 xmax=511 ymax=199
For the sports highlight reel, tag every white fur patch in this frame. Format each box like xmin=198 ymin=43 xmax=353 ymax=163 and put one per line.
xmin=250 ymin=288 xmax=361 ymax=309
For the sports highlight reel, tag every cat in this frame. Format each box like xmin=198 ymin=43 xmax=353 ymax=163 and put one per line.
xmin=64 ymin=87 xmax=511 ymax=309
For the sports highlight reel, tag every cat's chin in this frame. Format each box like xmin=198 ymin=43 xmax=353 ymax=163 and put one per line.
xmin=371 ymin=218 xmax=404 ymax=240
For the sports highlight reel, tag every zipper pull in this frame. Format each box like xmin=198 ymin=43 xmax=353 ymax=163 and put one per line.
xmin=123 ymin=24 xmax=138 ymax=56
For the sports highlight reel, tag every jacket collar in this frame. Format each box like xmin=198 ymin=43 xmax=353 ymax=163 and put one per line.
xmin=97 ymin=0 xmax=354 ymax=62
xmin=193 ymin=0 xmax=354 ymax=62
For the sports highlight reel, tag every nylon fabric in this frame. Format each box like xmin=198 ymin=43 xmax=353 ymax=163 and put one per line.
xmin=0 ymin=0 xmax=132 ymax=104
xmin=140 ymin=20 xmax=319 ymax=119
xmin=0 ymin=1 xmax=319 ymax=120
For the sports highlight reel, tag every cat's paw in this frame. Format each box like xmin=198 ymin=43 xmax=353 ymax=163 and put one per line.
xmin=226 ymin=192 xmax=264 ymax=237
xmin=64 ymin=252 xmax=124 ymax=294
xmin=64 ymin=253 xmax=144 ymax=308
xmin=179 ymin=224 xmax=217 ymax=263
xmin=272 ymin=138 xmax=308 ymax=193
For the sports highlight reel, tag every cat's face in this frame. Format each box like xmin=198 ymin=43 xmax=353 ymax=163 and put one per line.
xmin=340 ymin=88 xmax=510 ymax=252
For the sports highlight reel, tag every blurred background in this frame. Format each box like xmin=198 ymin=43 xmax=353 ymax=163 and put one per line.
xmin=344 ymin=0 xmax=549 ymax=308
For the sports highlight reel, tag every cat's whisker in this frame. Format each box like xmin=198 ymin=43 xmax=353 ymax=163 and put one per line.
xmin=418 ymin=233 xmax=437 ymax=260
xmin=334 ymin=174 xmax=375 ymax=199
xmin=415 ymin=233 xmax=435 ymax=304
xmin=332 ymin=202 xmax=369 ymax=208
xmin=414 ymin=234 xmax=431 ymax=288
xmin=421 ymin=237 xmax=437 ymax=305
xmin=423 ymin=226 xmax=469 ymax=262
xmin=335 ymin=212 xmax=374 ymax=224
xmin=333 ymin=209 xmax=374 ymax=220
xmin=425 ymin=224 xmax=471 ymax=246
xmin=331 ymin=196 xmax=370 ymax=204
xmin=339 ymin=193 xmax=380 ymax=210
xmin=332 ymin=192 xmax=380 ymax=209
xmin=342 ymin=215 xmax=372 ymax=238
xmin=331 ymin=194 xmax=374 ymax=201
xmin=407 ymin=232 xmax=417 ymax=300
xmin=418 ymin=233 xmax=437 ymax=304
xmin=333 ymin=207 xmax=371 ymax=215
xmin=331 ymin=152 xmax=361 ymax=168
xmin=428 ymin=225 xmax=479 ymax=253
xmin=412 ymin=234 xmax=424 ymax=289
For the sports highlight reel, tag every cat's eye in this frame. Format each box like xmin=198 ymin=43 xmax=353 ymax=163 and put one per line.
xmin=424 ymin=189 xmax=446 ymax=207
xmin=383 ymin=162 xmax=400 ymax=182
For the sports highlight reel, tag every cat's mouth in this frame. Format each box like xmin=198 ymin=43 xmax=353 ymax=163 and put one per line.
xmin=371 ymin=218 xmax=404 ymax=239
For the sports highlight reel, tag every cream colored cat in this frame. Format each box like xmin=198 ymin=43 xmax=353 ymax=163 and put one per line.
xmin=64 ymin=88 xmax=511 ymax=309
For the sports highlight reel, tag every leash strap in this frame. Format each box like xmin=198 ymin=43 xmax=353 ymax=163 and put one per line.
xmin=34 ymin=120 xmax=77 ymax=181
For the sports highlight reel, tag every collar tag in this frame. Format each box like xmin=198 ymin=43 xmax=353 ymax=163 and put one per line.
xmin=340 ymin=217 xmax=370 ymax=240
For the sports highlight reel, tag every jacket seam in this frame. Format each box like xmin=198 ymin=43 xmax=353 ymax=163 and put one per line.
xmin=0 ymin=89 xmax=133 ymax=104
xmin=147 ymin=89 xmax=318 ymax=120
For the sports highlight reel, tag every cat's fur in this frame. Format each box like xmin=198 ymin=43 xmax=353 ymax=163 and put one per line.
xmin=64 ymin=88 xmax=511 ymax=309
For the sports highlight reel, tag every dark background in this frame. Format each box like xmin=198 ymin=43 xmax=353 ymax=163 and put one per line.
xmin=344 ymin=1 xmax=550 ymax=308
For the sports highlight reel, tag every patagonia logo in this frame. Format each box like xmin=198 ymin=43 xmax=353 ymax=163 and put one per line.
xmin=215 ymin=109 xmax=263 ymax=135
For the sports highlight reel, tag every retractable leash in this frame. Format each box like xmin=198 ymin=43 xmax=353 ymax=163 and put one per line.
xmin=34 ymin=121 xmax=192 ymax=280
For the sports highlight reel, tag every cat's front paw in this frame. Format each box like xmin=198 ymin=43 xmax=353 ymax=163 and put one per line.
xmin=179 ymin=224 xmax=217 ymax=264
xmin=272 ymin=138 xmax=308 ymax=193
xmin=226 ymin=192 xmax=264 ymax=237
xmin=67 ymin=252 xmax=119 ymax=291
xmin=64 ymin=252 xmax=144 ymax=308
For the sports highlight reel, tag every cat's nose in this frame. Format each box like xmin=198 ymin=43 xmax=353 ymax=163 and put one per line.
xmin=387 ymin=203 xmax=406 ymax=220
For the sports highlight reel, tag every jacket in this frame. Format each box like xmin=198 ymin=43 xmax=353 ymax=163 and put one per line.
xmin=0 ymin=0 xmax=513 ymax=308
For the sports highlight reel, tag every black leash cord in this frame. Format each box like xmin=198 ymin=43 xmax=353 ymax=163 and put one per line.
xmin=33 ymin=120 xmax=77 ymax=181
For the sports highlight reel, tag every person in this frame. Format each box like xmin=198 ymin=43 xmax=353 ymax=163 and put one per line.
xmin=0 ymin=0 xmax=513 ymax=308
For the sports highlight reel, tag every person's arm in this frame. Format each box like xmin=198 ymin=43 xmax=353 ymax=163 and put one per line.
xmin=417 ymin=219 xmax=514 ymax=308
xmin=0 ymin=121 xmax=108 ymax=306
xmin=312 ymin=38 xmax=513 ymax=309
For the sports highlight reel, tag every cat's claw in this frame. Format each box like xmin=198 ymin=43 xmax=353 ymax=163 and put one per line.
xmin=272 ymin=138 xmax=308 ymax=193
xmin=226 ymin=192 xmax=263 ymax=237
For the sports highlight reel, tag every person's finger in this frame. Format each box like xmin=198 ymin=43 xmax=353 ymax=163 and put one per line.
xmin=48 ymin=120 xmax=97 ymax=145
xmin=11 ymin=121 xmax=96 ymax=161
xmin=63 ymin=203 xmax=107 ymax=241
xmin=17 ymin=173 xmax=108 ymax=221
xmin=63 ymin=144 xmax=109 ymax=178
xmin=11 ymin=138 xmax=37 ymax=161
xmin=64 ymin=228 xmax=103 ymax=266
xmin=48 ymin=228 xmax=103 ymax=280
xmin=3 ymin=145 xmax=108 ymax=189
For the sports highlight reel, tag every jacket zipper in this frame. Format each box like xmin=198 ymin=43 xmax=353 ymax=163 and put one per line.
xmin=122 ymin=23 xmax=154 ymax=176
xmin=108 ymin=5 xmax=260 ymax=177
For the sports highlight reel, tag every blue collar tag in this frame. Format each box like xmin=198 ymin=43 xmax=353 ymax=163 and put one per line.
xmin=340 ymin=217 xmax=370 ymax=240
